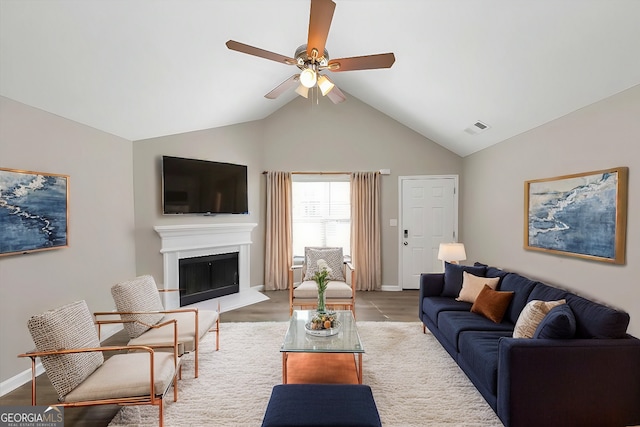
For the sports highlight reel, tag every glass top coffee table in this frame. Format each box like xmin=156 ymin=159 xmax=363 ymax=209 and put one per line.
xmin=281 ymin=310 xmax=364 ymax=384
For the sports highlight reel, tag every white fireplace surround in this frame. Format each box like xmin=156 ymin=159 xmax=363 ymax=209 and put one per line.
xmin=154 ymin=223 xmax=257 ymax=309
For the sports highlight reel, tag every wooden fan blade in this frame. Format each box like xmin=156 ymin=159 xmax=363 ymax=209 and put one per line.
xmin=307 ymin=0 xmax=336 ymax=58
xmin=265 ymin=74 xmax=300 ymax=99
xmin=326 ymin=85 xmax=346 ymax=104
xmin=226 ymin=40 xmax=295 ymax=65
xmin=328 ymin=53 xmax=396 ymax=72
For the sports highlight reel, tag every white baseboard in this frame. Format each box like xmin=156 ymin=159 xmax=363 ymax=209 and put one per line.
xmin=381 ymin=284 xmax=402 ymax=291
xmin=0 ymin=323 xmax=124 ymax=397
xmin=0 ymin=363 xmax=45 ymax=397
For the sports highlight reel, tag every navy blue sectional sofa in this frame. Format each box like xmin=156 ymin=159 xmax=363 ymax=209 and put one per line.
xmin=419 ymin=262 xmax=640 ymax=427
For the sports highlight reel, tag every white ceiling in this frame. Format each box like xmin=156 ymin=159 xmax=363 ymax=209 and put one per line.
xmin=2 ymin=0 xmax=639 ymax=157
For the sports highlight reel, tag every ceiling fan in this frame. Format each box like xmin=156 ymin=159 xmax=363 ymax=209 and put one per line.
xmin=226 ymin=0 xmax=395 ymax=104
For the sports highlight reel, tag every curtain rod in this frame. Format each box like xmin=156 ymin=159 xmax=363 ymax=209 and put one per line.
xmin=262 ymin=171 xmax=353 ymax=175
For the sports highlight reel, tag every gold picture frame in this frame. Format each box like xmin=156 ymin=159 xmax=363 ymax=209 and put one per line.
xmin=0 ymin=167 xmax=69 ymax=256
xmin=524 ymin=167 xmax=627 ymax=264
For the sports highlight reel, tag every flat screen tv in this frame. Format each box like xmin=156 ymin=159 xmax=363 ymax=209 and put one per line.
xmin=161 ymin=156 xmax=248 ymax=215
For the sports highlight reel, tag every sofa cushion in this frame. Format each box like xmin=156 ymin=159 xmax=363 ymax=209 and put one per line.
xmin=111 ymin=275 xmax=165 ymax=339
xmin=566 ymin=294 xmax=630 ymax=338
xmin=438 ymin=311 xmax=514 ymax=351
xmin=129 ymin=309 xmax=219 ymax=353
xmin=528 ymin=282 xmax=568 ymax=303
xmin=533 ymin=304 xmax=576 ymax=339
xmin=27 ymin=300 xmax=104 ymax=400
xmin=456 ymin=273 xmax=500 ymax=303
xmin=513 ymin=299 xmax=566 ymax=338
xmin=475 ymin=263 xmax=509 ymax=281
xmin=294 ymin=280 xmax=353 ymax=299
xmin=498 ymin=273 xmax=539 ymax=324
xmin=458 ymin=331 xmax=513 ymax=395
xmin=442 ymin=263 xmax=487 ymax=298
xmin=422 ymin=297 xmax=472 ymax=325
xmin=485 ymin=269 xmax=508 ymax=291
xmin=64 ymin=352 xmax=176 ymax=402
xmin=471 ymin=285 xmax=514 ymax=323
xmin=304 ymin=247 xmax=345 ymax=281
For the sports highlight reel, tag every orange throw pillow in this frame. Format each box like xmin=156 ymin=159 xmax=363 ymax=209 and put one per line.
xmin=471 ymin=284 xmax=514 ymax=323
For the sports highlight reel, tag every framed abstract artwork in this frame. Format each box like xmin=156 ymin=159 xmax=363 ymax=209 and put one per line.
xmin=524 ymin=167 xmax=628 ymax=264
xmin=0 ymin=167 xmax=69 ymax=256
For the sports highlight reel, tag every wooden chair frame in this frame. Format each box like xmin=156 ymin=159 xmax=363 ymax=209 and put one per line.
xmin=289 ymin=261 xmax=356 ymax=316
xmin=94 ymin=302 xmax=220 ymax=379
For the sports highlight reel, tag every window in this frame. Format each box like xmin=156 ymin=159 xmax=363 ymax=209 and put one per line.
xmin=292 ymin=175 xmax=350 ymax=258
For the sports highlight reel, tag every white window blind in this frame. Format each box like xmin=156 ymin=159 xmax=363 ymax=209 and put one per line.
xmin=292 ymin=174 xmax=351 ymax=257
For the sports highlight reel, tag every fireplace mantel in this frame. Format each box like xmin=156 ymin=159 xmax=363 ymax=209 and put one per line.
xmin=154 ymin=223 xmax=257 ymax=309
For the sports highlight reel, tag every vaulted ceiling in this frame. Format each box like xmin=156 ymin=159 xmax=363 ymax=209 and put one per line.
xmin=2 ymin=0 xmax=639 ymax=157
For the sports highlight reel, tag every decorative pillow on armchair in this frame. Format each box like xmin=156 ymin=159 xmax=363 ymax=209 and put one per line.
xmin=27 ymin=300 xmax=104 ymax=400
xmin=111 ymin=275 xmax=165 ymax=338
xmin=303 ymin=247 xmax=345 ymax=282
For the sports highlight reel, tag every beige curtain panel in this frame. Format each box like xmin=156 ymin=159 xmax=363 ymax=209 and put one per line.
xmin=264 ymin=171 xmax=292 ymax=290
xmin=351 ymin=171 xmax=382 ymax=291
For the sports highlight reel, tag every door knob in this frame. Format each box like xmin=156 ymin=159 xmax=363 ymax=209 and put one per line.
xmin=403 ymin=241 xmax=408 ymax=246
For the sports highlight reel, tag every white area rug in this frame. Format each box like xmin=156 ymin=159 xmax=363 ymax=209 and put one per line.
xmin=108 ymin=322 xmax=502 ymax=426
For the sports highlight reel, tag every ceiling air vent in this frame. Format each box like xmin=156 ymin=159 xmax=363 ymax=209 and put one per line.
xmin=464 ymin=120 xmax=491 ymax=135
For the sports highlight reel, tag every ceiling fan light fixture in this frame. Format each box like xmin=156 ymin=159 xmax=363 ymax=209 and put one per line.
xmin=226 ymin=0 xmax=395 ymax=104
xmin=295 ymin=83 xmax=309 ymax=98
xmin=299 ymin=67 xmax=317 ymax=88
xmin=317 ymin=75 xmax=335 ymax=96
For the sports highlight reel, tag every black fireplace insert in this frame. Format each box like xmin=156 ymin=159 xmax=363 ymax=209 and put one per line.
xmin=179 ymin=252 xmax=239 ymax=306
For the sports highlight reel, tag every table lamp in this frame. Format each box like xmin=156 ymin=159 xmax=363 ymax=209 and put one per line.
xmin=438 ymin=243 xmax=467 ymax=269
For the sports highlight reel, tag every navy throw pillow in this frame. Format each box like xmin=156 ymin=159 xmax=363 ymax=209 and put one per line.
xmin=442 ymin=263 xmax=487 ymax=298
xmin=533 ymin=304 xmax=576 ymax=339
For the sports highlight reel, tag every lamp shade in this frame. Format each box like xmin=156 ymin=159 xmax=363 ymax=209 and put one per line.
xmin=294 ymin=84 xmax=309 ymax=98
xmin=437 ymin=243 xmax=467 ymax=263
xmin=317 ymin=75 xmax=335 ymax=96
xmin=299 ymin=68 xmax=317 ymax=88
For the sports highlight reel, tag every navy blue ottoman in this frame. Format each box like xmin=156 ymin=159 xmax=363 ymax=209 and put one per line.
xmin=261 ymin=384 xmax=382 ymax=427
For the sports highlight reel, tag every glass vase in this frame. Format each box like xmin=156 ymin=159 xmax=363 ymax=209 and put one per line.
xmin=317 ymin=289 xmax=327 ymax=314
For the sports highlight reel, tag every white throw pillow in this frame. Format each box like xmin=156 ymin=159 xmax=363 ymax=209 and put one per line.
xmin=456 ymin=272 xmax=500 ymax=303
xmin=303 ymin=247 xmax=345 ymax=282
xmin=513 ymin=299 xmax=566 ymax=338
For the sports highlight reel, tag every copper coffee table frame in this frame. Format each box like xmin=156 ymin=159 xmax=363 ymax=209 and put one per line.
xmin=281 ymin=310 xmax=364 ymax=384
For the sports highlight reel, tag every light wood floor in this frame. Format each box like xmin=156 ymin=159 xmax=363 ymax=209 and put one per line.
xmin=0 ymin=289 xmax=419 ymax=427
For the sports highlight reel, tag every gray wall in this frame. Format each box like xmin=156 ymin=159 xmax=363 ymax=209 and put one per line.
xmin=3 ymin=83 xmax=638 ymax=387
xmin=132 ymin=93 xmax=462 ymax=289
xmin=0 ymin=96 xmax=137 ymax=382
xmin=262 ymin=94 xmax=463 ymax=286
xmin=462 ymin=84 xmax=640 ymax=336
xmin=132 ymin=121 xmax=266 ymax=288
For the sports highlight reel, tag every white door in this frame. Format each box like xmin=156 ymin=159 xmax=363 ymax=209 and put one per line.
xmin=400 ymin=176 xmax=457 ymax=289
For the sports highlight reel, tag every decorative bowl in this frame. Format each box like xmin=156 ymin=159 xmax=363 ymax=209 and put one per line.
xmin=305 ymin=320 xmax=341 ymax=337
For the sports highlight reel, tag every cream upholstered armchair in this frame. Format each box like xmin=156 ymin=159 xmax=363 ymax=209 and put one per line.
xmin=289 ymin=247 xmax=356 ymax=316
xmin=19 ymin=300 xmax=179 ymax=427
xmin=94 ymin=275 xmax=219 ymax=378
